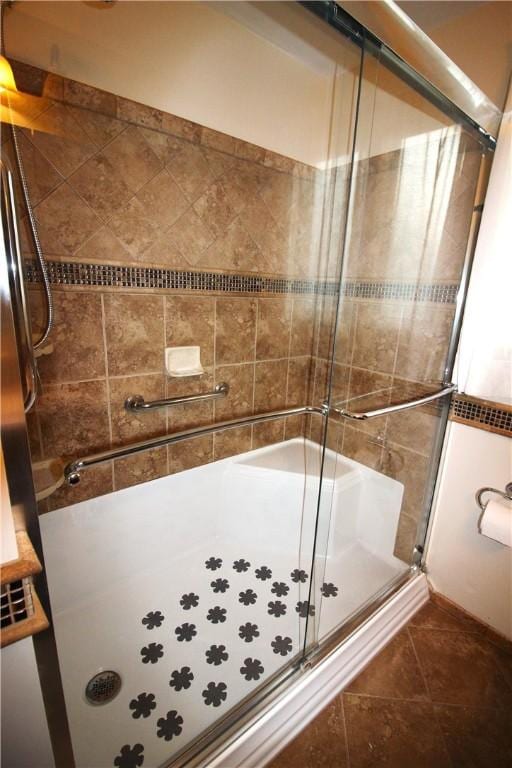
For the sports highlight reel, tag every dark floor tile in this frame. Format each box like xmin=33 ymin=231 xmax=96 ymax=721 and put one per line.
xmin=434 ymin=704 xmax=512 ymax=768
xmin=346 ymin=629 xmax=429 ymax=700
xmin=343 ymin=693 xmax=450 ymax=768
xmin=410 ymin=628 xmax=512 ymax=708
xmin=483 ymin=625 xmax=512 ymax=655
xmin=410 ymin=601 xmax=484 ymax=634
xmin=268 ymin=696 xmax=347 ymax=768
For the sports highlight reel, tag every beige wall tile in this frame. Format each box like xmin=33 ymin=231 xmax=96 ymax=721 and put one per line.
xmin=352 ymin=302 xmax=402 ymax=375
xmin=6 ymin=133 xmax=62 ymax=206
xmin=396 ymin=306 xmax=454 ymax=383
xmin=169 ymin=435 xmax=213 ymax=473
xmin=66 ymin=105 xmax=125 ymax=147
xmin=103 ymin=293 xmax=164 ymax=375
xmin=342 ymin=425 xmax=383 ymax=472
xmin=167 ymin=370 xmax=214 ymax=431
xmin=215 ymin=298 xmax=256 ymax=365
xmin=36 ymin=291 xmax=105 ymax=384
xmin=382 ymin=442 xmax=430 ymax=521
xmin=113 ymin=447 xmax=167 ymax=490
xmin=286 ymin=357 xmax=312 ymax=408
xmin=109 ymin=373 xmax=166 ymax=445
xmin=166 ymin=295 xmax=215 ymax=367
xmin=214 ymin=364 xmax=254 ymax=421
xmin=254 ymin=359 xmax=288 ymax=412
xmin=284 ymin=414 xmax=308 ymax=440
xmin=48 ymin=463 xmax=113 ymax=511
xmin=25 ymin=102 xmax=97 ymax=177
xmin=193 ymin=179 xmax=238 ymax=237
xmin=256 ymin=298 xmax=292 ymax=360
xmin=213 ymin=425 xmax=252 ymax=461
xmin=64 ymin=78 xmax=117 ymax=115
xmin=252 ymin=419 xmax=285 ymax=449
xmin=167 ymin=208 xmax=214 ymax=265
xmin=290 ymin=298 xmax=316 ymax=357
xmin=68 ymin=152 xmax=133 ymax=222
xmin=34 ymin=182 xmax=102 ymax=256
xmin=101 ymin=125 xmax=162 ymax=193
xmin=38 ymin=380 xmax=110 ymax=459
xmin=136 ymin=168 xmax=189 ymax=228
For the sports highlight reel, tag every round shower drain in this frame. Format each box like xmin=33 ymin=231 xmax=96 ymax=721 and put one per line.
xmin=85 ymin=671 xmax=122 ymax=705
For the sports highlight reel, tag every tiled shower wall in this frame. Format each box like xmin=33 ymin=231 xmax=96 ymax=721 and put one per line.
xmin=4 ymin=60 xmax=484 ymax=565
xmin=4 ymin=60 xmax=335 ymax=511
xmin=309 ymin=136 xmax=482 ymax=559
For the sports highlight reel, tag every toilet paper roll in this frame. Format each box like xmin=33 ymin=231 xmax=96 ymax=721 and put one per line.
xmin=479 ymin=497 xmax=512 ymax=547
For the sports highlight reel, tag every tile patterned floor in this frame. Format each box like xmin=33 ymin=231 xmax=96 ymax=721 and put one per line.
xmin=268 ymin=595 xmax=512 ymax=768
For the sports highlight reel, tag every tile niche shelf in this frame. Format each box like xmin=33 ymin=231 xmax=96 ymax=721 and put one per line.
xmin=1 ymin=530 xmax=49 ymax=648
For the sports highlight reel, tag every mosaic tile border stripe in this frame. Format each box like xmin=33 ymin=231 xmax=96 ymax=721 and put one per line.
xmin=25 ymin=261 xmax=459 ymax=302
xmin=450 ymin=394 xmax=512 ymax=437
xmin=24 ymin=260 xmax=338 ymax=296
xmin=343 ymin=281 xmax=458 ymax=304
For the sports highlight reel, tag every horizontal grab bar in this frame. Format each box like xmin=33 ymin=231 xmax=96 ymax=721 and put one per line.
xmin=64 ymin=405 xmax=325 ymax=485
xmin=328 ymin=384 xmax=457 ymax=421
xmin=125 ymin=382 xmax=229 ymax=412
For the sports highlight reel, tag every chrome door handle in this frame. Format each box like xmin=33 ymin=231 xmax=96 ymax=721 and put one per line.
xmin=326 ymin=383 xmax=457 ymax=421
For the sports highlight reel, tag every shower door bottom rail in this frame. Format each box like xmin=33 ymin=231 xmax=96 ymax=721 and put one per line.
xmin=64 ymin=404 xmax=325 ymax=485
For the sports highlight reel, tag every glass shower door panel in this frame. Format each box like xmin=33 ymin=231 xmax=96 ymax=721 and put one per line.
xmin=312 ymin=45 xmax=487 ymax=644
xmin=19 ymin=4 xmax=364 ymax=766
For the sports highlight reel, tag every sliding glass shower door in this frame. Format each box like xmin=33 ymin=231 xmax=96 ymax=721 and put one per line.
xmin=310 ymin=33 xmax=490 ymax=645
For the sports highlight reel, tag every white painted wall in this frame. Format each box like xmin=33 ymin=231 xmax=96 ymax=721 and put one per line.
xmin=1 ymin=638 xmax=55 ymax=768
xmin=427 ymin=423 xmax=512 ymax=639
xmin=5 ymin=0 xmax=456 ymax=168
xmin=457 ymin=80 xmax=512 ymax=405
xmin=5 ymin=0 xmax=339 ymax=166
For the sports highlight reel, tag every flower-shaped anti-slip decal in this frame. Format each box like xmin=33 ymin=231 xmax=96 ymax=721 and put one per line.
xmin=238 ymin=622 xmax=259 ymax=642
xmin=202 ymin=681 xmax=227 ymax=707
xmin=175 ymin=623 xmax=197 ymax=642
xmin=129 ymin=693 xmax=156 ymax=719
xmin=207 ymin=606 xmax=227 ymax=624
xmin=205 ymin=644 xmax=229 ymax=665
xmin=255 ymin=566 xmax=272 ymax=581
xmin=140 ymin=643 xmax=163 ymax=664
xmin=271 ymin=635 xmax=293 ymax=656
xmin=211 ymin=578 xmax=229 ymax=594
xmin=321 ymin=582 xmax=339 ymax=598
xmin=180 ymin=593 xmax=199 ymax=610
xmin=240 ymin=657 xmax=264 ymax=681
xmin=267 ymin=600 xmax=287 ymax=617
xmin=141 ymin=611 xmax=164 ymax=630
xmin=296 ymin=601 xmax=315 ymax=618
xmin=271 ymin=582 xmax=289 ymax=597
xmin=169 ymin=667 xmax=194 ymax=692
xmin=238 ymin=589 xmax=257 ymax=606
xmin=114 ymin=744 xmax=144 ymax=768
xmin=233 ymin=558 xmax=251 ymax=572
xmin=205 ymin=557 xmax=222 ymax=571
xmin=290 ymin=569 xmax=308 ymax=583
xmin=156 ymin=710 xmax=183 ymax=741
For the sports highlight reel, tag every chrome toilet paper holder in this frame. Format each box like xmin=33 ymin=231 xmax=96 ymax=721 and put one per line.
xmin=475 ymin=482 xmax=512 ymax=512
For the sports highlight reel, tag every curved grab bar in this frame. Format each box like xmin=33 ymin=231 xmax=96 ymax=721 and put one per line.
xmin=328 ymin=384 xmax=456 ymax=421
xmin=64 ymin=405 xmax=326 ymax=485
xmin=125 ymin=382 xmax=229 ymax=412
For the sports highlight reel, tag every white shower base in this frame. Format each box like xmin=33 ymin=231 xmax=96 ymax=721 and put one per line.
xmin=40 ymin=438 xmax=406 ymax=768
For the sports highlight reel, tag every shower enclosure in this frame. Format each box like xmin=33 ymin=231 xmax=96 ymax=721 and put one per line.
xmin=0 ymin=2 xmax=493 ymax=767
